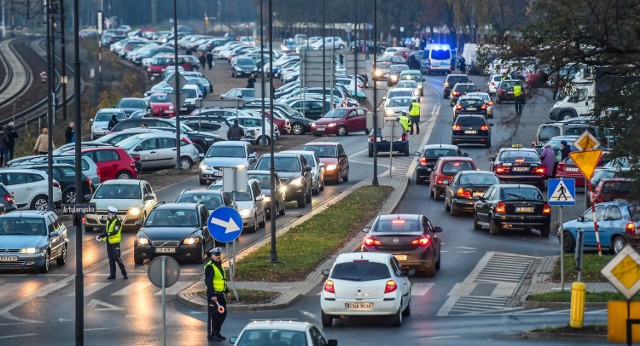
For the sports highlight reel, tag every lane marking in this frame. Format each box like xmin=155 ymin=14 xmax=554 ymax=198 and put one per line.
xmin=0 ymin=333 xmax=38 ymax=339
xmin=66 ymin=282 xmax=111 ymax=297
xmin=411 ymin=282 xmax=435 ymax=296
xmin=112 ymin=282 xmax=152 ymax=296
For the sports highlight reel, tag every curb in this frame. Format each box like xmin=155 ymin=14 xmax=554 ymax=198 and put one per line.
xmin=520 ymin=331 xmax=607 ymax=342
xmin=521 ymin=301 xmax=608 ymax=309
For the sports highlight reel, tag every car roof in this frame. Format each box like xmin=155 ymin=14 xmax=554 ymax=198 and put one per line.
xmin=424 ymin=144 xmax=459 ymax=150
xmin=495 ymin=183 xmax=541 ymax=189
xmin=0 ymin=210 xmax=54 ymax=218
xmin=303 ymin=142 xmax=338 ymax=147
xmin=179 ymin=190 xmax=223 ymax=195
xmin=498 ymin=147 xmax=539 ymax=154
xmin=281 ymin=150 xmax=317 ymax=156
xmin=377 ymin=214 xmax=421 ymax=221
xmin=400 ymin=70 xmax=420 ymax=74
xmin=212 ymin=141 xmax=247 ymax=147
xmin=437 ymin=156 xmax=475 ymax=162
xmin=100 ymin=179 xmax=143 ymax=186
xmin=154 ymin=202 xmax=199 ymax=210
xmin=0 ymin=168 xmax=44 ymax=174
xmin=241 ymin=320 xmax=312 ymax=332
xmin=97 ymin=108 xmax=125 ymax=113
xmin=336 ymin=252 xmax=393 ymax=263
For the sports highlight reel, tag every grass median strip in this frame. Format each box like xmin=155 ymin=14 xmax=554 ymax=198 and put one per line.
xmin=530 ymin=324 xmax=607 ymax=334
xmin=552 ymin=254 xmax=613 ymax=282
xmin=527 ymin=291 xmax=640 ymax=302
xmin=236 ymin=185 xmax=392 ymax=282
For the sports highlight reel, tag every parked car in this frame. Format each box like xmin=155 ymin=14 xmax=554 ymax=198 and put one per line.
xmin=199 ymin=141 xmax=258 ymax=185
xmin=208 ymin=179 xmax=266 ymax=232
xmin=117 ymin=133 xmax=200 ymax=171
xmin=591 ymin=178 xmax=636 ymax=205
xmin=0 ymin=183 xmax=16 ymax=214
xmin=116 ymin=97 xmax=148 ymax=117
xmin=281 ymin=150 xmax=325 ymax=195
xmin=311 ymin=107 xmax=368 ymax=136
xmin=444 ymin=171 xmax=500 ymax=215
xmin=428 ymin=156 xmax=477 ymax=200
xmin=147 ymin=94 xmax=176 ymax=118
xmin=302 ymin=142 xmax=349 ymax=184
xmin=78 ymin=146 xmax=138 ymax=181
xmin=91 ymin=108 xmax=128 ymax=140
xmin=254 ymin=153 xmax=312 ymax=208
xmin=246 ymin=170 xmax=286 ymax=217
xmin=415 ymin=144 xmax=466 ymax=184
xmin=133 ymin=202 xmax=213 ymax=264
xmin=26 ymin=164 xmax=93 ymax=204
xmin=0 ymin=169 xmax=62 ymax=210
xmin=450 ymin=114 xmax=493 ymax=148
xmin=230 ymin=321 xmax=337 ymax=346
xmin=0 ymin=210 xmax=68 ymax=273
xmin=230 ymin=56 xmax=258 ymax=78
xmin=220 ymin=88 xmax=255 ymax=100
xmin=9 ymin=155 xmax=100 ymax=186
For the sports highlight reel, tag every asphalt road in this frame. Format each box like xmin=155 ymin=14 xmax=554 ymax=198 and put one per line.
xmin=0 ymin=71 xmax=604 ymax=345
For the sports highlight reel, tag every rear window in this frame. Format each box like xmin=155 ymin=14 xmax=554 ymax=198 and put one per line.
xmin=424 ymin=149 xmax=457 ymax=158
xmin=441 ymin=161 xmax=474 ymax=176
xmin=499 ymin=150 xmax=540 ymax=163
xmin=456 ymin=116 xmax=486 ymax=127
xmin=501 ymin=188 xmax=544 ymax=201
xmin=459 ymin=173 xmax=499 ymax=185
xmin=459 ymin=99 xmax=484 ymax=107
xmin=447 ymin=76 xmax=469 ymax=85
xmin=372 ymin=219 xmax=421 ymax=233
xmin=628 ymin=205 xmax=640 ymax=221
xmin=601 ymin=181 xmax=634 ymax=194
xmin=431 ymin=50 xmax=450 ymax=60
xmin=456 ymin=85 xmax=477 ymax=93
xmin=538 ymin=126 xmax=561 ymax=142
xmin=330 ymin=261 xmax=390 ymax=281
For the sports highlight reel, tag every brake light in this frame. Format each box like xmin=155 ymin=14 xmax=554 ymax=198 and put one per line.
xmin=392 ymin=219 xmax=405 ymax=224
xmin=363 ymin=237 xmax=382 ymax=247
xmin=481 ymin=105 xmax=487 ymax=109
xmin=411 ymin=236 xmax=431 ymax=247
xmin=133 ymin=155 xmax=140 ymax=161
xmin=401 ymin=133 xmax=407 ymax=141
xmin=323 ymin=280 xmax=335 ymax=293
xmin=495 ymin=166 xmax=509 ymax=174
xmin=369 ymin=135 xmax=375 ymax=142
xmin=384 ymin=280 xmax=397 ymax=293
xmin=419 ymin=157 xmax=427 ymax=166
xmin=86 ymin=178 xmax=92 ymax=187
xmin=534 ymin=167 xmax=545 ymax=175
xmin=488 ymin=101 xmax=494 ymax=106
xmin=542 ymin=202 xmax=551 ymax=215
xmin=452 ymin=125 xmax=462 ymax=130
xmin=495 ymin=201 xmax=506 ymax=214
xmin=456 ymin=188 xmax=471 ymax=198
xmin=480 ymin=125 xmax=489 ymax=130
xmin=453 ymin=162 xmax=461 ymax=166
xmin=453 ymin=91 xmax=460 ymax=96
xmin=456 ymin=105 xmax=463 ymax=110
xmin=81 ymin=216 xmax=86 ymax=224
xmin=181 ymin=137 xmax=193 ymax=144
xmin=626 ymin=223 xmax=637 ymax=235
xmin=4 ymin=193 xmax=13 ymax=203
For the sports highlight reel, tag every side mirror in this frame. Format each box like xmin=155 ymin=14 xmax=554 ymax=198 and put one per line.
xmin=49 ymin=231 xmax=60 ymax=237
xmin=433 ymin=226 xmax=443 ymax=233
xmin=577 ymin=216 xmax=584 ymax=222
xmin=112 ymin=105 xmax=117 ymax=108
xmin=415 ymin=151 xmax=421 ymax=156
xmin=488 ymin=156 xmax=495 ymax=162
xmin=229 ymin=336 xmax=238 ymax=344
xmin=327 ymin=340 xmax=338 ymax=346
xmin=362 ymin=226 xmax=371 ymax=233
xmin=304 ymin=166 xmax=312 ymax=172
xmin=198 ymin=153 xmax=205 ymax=160
xmin=249 ymin=152 xmax=257 ymax=158
xmin=90 ymin=119 xmax=94 ymax=123
xmin=321 ymin=269 xmax=330 ymax=276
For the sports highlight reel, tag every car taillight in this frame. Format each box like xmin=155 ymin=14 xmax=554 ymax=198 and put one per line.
xmin=542 ymin=202 xmax=551 ymax=215
xmin=384 ymin=280 xmax=398 ymax=293
xmin=369 ymin=135 xmax=375 ymax=142
xmin=86 ymin=178 xmax=92 ymax=187
xmin=453 ymin=91 xmax=460 ymax=96
xmin=480 ymin=125 xmax=489 ymax=130
xmin=419 ymin=157 xmax=427 ymax=166
xmin=181 ymin=137 xmax=193 ymax=144
xmin=52 ymin=181 xmax=60 ymax=188
xmin=456 ymin=188 xmax=471 ymax=198
xmin=401 ymin=133 xmax=407 ymax=141
xmin=488 ymin=101 xmax=494 ymax=106
xmin=626 ymin=222 xmax=637 ymax=235
xmin=533 ymin=167 xmax=545 ymax=175
xmin=410 ymin=236 xmax=431 ymax=247
xmin=133 ymin=155 xmax=140 ymax=161
xmin=452 ymin=125 xmax=462 ymax=130
xmin=323 ymin=280 xmax=335 ymax=293
xmin=481 ymin=105 xmax=487 ymax=109
xmin=495 ymin=201 xmax=506 ymax=214
xmin=363 ymin=237 xmax=382 ymax=247
xmin=4 ymin=193 xmax=13 ymax=203
xmin=456 ymin=105 xmax=463 ymax=110
xmin=495 ymin=166 xmax=509 ymax=174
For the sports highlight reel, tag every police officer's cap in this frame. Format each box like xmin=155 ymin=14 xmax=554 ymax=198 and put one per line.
xmin=209 ymin=247 xmax=222 ymax=255
xmin=107 ymin=206 xmax=118 ymax=214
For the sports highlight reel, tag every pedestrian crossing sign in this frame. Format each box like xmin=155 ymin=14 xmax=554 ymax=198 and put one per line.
xmin=547 ymin=178 xmax=575 ymax=206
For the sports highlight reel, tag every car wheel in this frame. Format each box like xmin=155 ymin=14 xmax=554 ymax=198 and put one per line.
xmin=321 ymin=311 xmax=333 ymax=327
xmin=433 ymin=188 xmax=441 ymax=201
xmin=31 ymin=195 xmax=48 ymax=211
xmin=117 ymin=171 xmax=132 ymax=179
xmin=390 ymin=307 xmax=403 ymax=327
xmin=435 ymin=253 xmax=441 ymax=270
xmin=134 ymin=252 xmax=144 ymax=265
xmin=39 ymin=250 xmax=50 ymax=273
xmin=56 ymin=245 xmax=67 ymax=266
xmin=496 ymin=97 xmax=502 ymax=104
xmin=472 ymin=212 xmax=482 ymax=230
xmin=563 ymin=231 xmax=576 ymax=253
xmin=257 ymin=136 xmax=271 ymax=145
xmin=297 ymin=194 xmax=307 ymax=208
xmin=278 ymin=203 xmax=286 ymax=216
xmin=291 ymin=123 xmax=304 ymax=135
xmin=424 ymin=264 xmax=436 ymax=278
xmin=429 ymin=185 xmax=434 ymax=199
xmin=561 ymin=112 xmax=573 ymax=120
xmin=342 ymin=170 xmax=349 ymax=182
xmin=612 ymin=235 xmax=626 ymax=254
xmin=180 ymin=156 xmax=193 ymax=169
xmin=489 ymin=216 xmax=500 ymax=235
xmin=305 ymin=188 xmax=312 ymax=203
xmin=540 ymin=225 xmax=550 ymax=237
xmin=368 ymin=146 xmax=373 ymax=157
xmin=259 ymin=212 xmax=266 ymax=227
xmin=312 ymin=185 xmax=319 ymax=196
xmin=338 ymin=44 xmax=345 ymax=50
xmin=195 ymin=244 xmax=205 ymax=264
xmin=402 ymin=298 xmax=411 ymax=316
xmin=337 ymin=125 xmax=347 ymax=136
xmin=319 ymin=178 xmax=325 ymax=192
xmin=63 ymin=189 xmax=76 ymax=204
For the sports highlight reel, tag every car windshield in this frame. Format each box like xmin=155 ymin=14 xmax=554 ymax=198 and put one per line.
xmin=119 ymin=100 xmax=145 ymax=108
xmin=149 ymin=95 xmax=169 ymax=102
xmin=236 ymin=330 xmax=308 ymax=346
xmin=207 ymin=146 xmax=246 ymax=158
xmin=302 ymin=145 xmax=336 ymax=158
xmin=94 ymin=184 xmax=141 ymax=199
xmin=182 ymin=88 xmax=197 ymax=98
xmin=208 ymin=185 xmax=252 ymax=201
xmin=248 ymin=174 xmax=271 ymax=189
xmin=322 ymin=109 xmax=348 ymax=119
xmin=401 ymin=74 xmax=420 ymax=81
xmin=236 ymin=58 xmax=254 ymax=65
xmin=456 ymin=116 xmax=486 ymax=127
xmin=628 ymin=205 xmax=640 ymax=221
xmin=373 ymin=219 xmax=420 ymax=233
xmin=387 ymin=90 xmax=412 ymax=98
xmin=499 ymin=150 xmax=540 ymax=163
xmin=441 ymin=161 xmax=474 ymax=176
xmin=390 ymin=66 xmax=408 ymax=73
xmin=175 ymin=194 xmax=223 ymax=211
xmin=117 ymin=137 xmax=143 ymax=151
xmin=459 ymin=173 xmax=499 ymax=185
xmin=538 ymin=126 xmax=561 ymax=142
xmin=0 ymin=218 xmax=47 ymax=236
xmin=145 ymin=209 xmax=199 ymax=227
xmin=330 ymin=261 xmax=391 ymax=281
xmin=95 ymin=112 xmax=126 ymax=122
xmin=501 ymin=188 xmax=543 ymax=200
xmin=256 ymin=157 xmax=301 ymax=172
xmin=387 ymin=98 xmax=412 ymax=107
xmin=424 ymin=148 xmax=458 ymax=158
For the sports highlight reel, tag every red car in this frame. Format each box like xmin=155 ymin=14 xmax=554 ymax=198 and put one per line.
xmin=591 ymin=178 xmax=636 ymax=205
xmin=301 ymin=142 xmax=349 ymax=184
xmin=429 ymin=156 xmax=477 ymax=200
xmin=80 ymin=147 xmax=138 ymax=182
xmin=556 ymin=154 xmax=608 ymax=187
xmin=147 ymin=55 xmax=198 ymax=77
xmin=244 ymin=110 xmax=291 ymax=134
xmin=311 ymin=107 xmax=367 ymax=136
xmin=148 ymin=94 xmax=176 ymax=118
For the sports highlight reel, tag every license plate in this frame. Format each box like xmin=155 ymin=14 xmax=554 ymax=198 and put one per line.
xmin=346 ymin=302 xmax=373 ymax=310
xmin=566 ymin=167 xmax=579 ymax=172
xmin=614 ymin=198 xmax=627 ymax=202
xmin=376 ymin=137 xmax=381 ymax=142
xmin=473 ymin=191 xmax=484 ymax=197
xmin=515 ymin=206 xmax=535 ymax=213
xmin=0 ymin=256 xmax=18 ymax=262
xmin=101 ymin=215 xmax=108 ymax=221
xmin=213 ymin=171 xmax=223 ymax=177
xmin=316 ymin=127 xmax=325 ymax=131
xmin=464 ymin=130 xmax=477 ymax=134
xmin=467 ymin=107 xmax=477 ymax=111
xmin=155 ymin=247 xmax=176 ymax=253
xmin=394 ymin=254 xmax=407 ymax=261
xmin=513 ymin=167 xmax=529 ymax=172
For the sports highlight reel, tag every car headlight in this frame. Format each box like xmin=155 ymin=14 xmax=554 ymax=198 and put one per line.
xmin=279 ymin=185 xmax=287 ymax=193
xmin=328 ymin=123 xmax=337 ymax=127
xmin=19 ymin=248 xmax=37 ymax=254
xmin=414 ymin=90 xmax=420 ymax=96
xmin=374 ymin=69 xmax=382 ymax=76
xmin=390 ymin=75 xmax=398 ymax=81
xmin=263 ymin=196 xmax=271 ymax=203
xmin=128 ymin=207 xmax=141 ymax=216
xmin=311 ymin=122 xmax=316 ymax=128
xmin=418 ymin=84 xmax=423 ymax=89
xmin=183 ymin=237 xmax=200 ymax=245
xmin=168 ymin=104 xmax=174 ymax=110
xmin=289 ymin=177 xmax=304 ymax=186
xmin=239 ymin=208 xmax=251 ymax=217
xmin=200 ymin=164 xmax=210 ymax=170
xmin=385 ymin=109 xmax=394 ymax=116
xmin=326 ymin=164 xmax=337 ymax=171
xmin=137 ymin=237 xmax=149 ymax=246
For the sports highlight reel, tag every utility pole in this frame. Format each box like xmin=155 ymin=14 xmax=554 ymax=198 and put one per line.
xmin=268 ymin=0 xmax=277 ymax=263
xmin=60 ymin=0 xmax=67 ymax=121
xmin=46 ymin=0 xmax=55 ymax=210
xmin=372 ymin=0 xmax=378 ymax=186
xmin=259 ymin=0 xmax=266 ymax=146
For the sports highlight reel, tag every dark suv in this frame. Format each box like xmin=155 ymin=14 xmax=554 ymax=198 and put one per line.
xmin=496 ymin=79 xmax=524 ymax=104
xmin=450 ymin=114 xmax=493 ymax=148
xmin=25 ymin=164 xmax=93 ymax=204
xmin=415 ymin=144 xmax=466 ymax=184
xmin=449 ymin=83 xmax=478 ymax=106
xmin=254 ymin=153 xmax=312 ymax=208
xmin=443 ymin=74 xmax=470 ymax=99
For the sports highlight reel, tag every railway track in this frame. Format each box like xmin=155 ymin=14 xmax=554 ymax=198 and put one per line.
xmin=0 ymin=37 xmax=34 ymax=109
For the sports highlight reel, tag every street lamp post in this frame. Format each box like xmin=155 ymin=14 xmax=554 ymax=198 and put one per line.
xmin=372 ymin=0 xmax=378 ymax=186
xmin=46 ymin=0 xmax=54 ymax=210
xmin=268 ymin=0 xmax=277 ymax=263
xmin=173 ymin=0 xmax=182 ymax=169
xmin=259 ymin=0 xmax=266 ymax=146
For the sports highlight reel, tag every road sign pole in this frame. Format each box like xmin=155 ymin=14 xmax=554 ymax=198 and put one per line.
xmin=576 ymin=229 xmax=584 ymax=282
xmin=231 ymin=241 xmax=238 ymax=300
xmin=161 ymin=255 xmax=166 ymax=346
xmin=560 ymin=205 xmax=564 ymax=292
xmin=587 ymin=180 xmax=602 ymax=256
xmin=389 ymin=119 xmax=393 ymax=177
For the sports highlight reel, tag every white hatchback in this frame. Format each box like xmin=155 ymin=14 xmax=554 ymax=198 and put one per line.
xmin=320 ymin=252 xmax=411 ymax=327
xmin=0 ymin=169 xmax=62 ymax=210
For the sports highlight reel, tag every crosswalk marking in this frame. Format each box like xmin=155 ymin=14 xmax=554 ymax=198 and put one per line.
xmin=154 ymin=281 xmax=194 ymax=296
xmin=66 ymin=282 xmax=112 ymax=297
xmin=0 ymin=283 xmax=32 ymax=300
xmin=112 ymin=282 xmax=152 ymax=296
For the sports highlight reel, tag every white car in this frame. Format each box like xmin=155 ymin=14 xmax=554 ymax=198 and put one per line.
xmin=281 ymin=150 xmax=325 ymax=195
xmin=311 ymin=36 xmax=346 ymax=50
xmin=116 ymin=132 xmax=200 ymax=170
xmin=321 ymin=252 xmax=411 ymax=327
xmin=230 ymin=321 xmax=337 ymax=346
xmin=0 ymin=169 xmax=62 ymax=210
xmin=486 ymin=74 xmax=503 ymax=95
xmin=208 ymin=179 xmax=266 ymax=233
xmin=91 ymin=108 xmax=128 ymax=140
xmin=233 ymin=115 xmax=279 ymax=145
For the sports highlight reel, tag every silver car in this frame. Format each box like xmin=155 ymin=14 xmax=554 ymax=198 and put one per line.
xmin=117 ymin=133 xmax=200 ymax=170
xmin=0 ymin=210 xmax=68 ymax=273
xmin=199 ymin=141 xmax=258 ymax=185
xmin=208 ymin=179 xmax=266 ymax=233
xmin=281 ymin=150 xmax=325 ymax=195
xmin=91 ymin=108 xmax=128 ymax=140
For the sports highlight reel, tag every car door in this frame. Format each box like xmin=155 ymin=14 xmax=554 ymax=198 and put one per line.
xmin=2 ymin=173 xmax=30 ymax=207
xmin=390 ymin=257 xmax=410 ymax=303
xmin=135 ymin=138 xmax=160 ymax=169
xmin=600 ymin=205 xmax=625 ymax=248
xmin=429 ymin=159 xmax=442 ymax=188
xmin=573 ymin=205 xmax=606 ymax=247
xmin=423 ymin=217 xmax=440 ymax=257
xmin=92 ymin=149 xmax=120 ymax=180
xmin=48 ymin=216 xmax=62 ymax=258
xmin=142 ymin=182 xmax=156 ymax=216
xmin=157 ymin=137 xmax=178 ymax=168
xmin=475 ymin=186 xmax=495 ymax=222
xmin=250 ymin=181 xmax=265 ymax=221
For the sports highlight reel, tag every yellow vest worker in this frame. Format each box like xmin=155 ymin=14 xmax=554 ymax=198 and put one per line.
xmin=409 ymin=102 xmax=421 ymax=135
xmin=398 ymin=114 xmax=411 ymax=132
xmin=97 ymin=206 xmax=127 ymax=280
xmin=204 ymin=247 xmax=232 ymax=342
xmin=409 ymin=102 xmax=421 ymax=116
xmin=514 ymin=84 xmax=523 ymax=97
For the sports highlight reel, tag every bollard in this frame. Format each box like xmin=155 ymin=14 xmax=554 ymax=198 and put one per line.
xmin=570 ymin=281 xmax=586 ymax=328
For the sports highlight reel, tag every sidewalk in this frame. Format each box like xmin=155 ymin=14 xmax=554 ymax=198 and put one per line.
xmin=178 ymin=175 xmax=410 ymax=311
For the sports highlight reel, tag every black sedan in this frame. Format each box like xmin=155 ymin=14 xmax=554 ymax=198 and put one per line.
xmin=361 ymin=214 xmax=442 ymax=277
xmin=415 ymin=144 xmax=466 ymax=184
xmin=450 ymin=114 xmax=493 ymax=147
xmin=445 ymin=171 xmax=500 ymax=216
xmin=453 ymin=97 xmax=487 ymax=120
xmin=27 ymin=164 xmax=93 ymax=204
xmin=133 ymin=203 xmax=213 ymax=265
xmin=489 ymin=147 xmax=547 ymax=190
xmin=472 ymin=184 xmax=551 ymax=236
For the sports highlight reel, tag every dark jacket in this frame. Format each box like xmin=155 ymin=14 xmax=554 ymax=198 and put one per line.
xmin=108 ymin=115 xmax=119 ymax=131
xmin=560 ymin=142 xmax=571 ymax=160
xmin=246 ymin=75 xmax=256 ymax=88
xmin=227 ymin=125 xmax=244 ymax=140
xmin=4 ymin=125 xmax=17 ymax=147
xmin=64 ymin=127 xmax=74 ymax=144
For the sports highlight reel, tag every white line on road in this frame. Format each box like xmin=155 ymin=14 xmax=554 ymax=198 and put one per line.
xmin=66 ymin=282 xmax=112 ymax=297
xmin=411 ymin=282 xmax=435 ymax=296
xmin=112 ymin=281 xmax=152 ymax=296
xmin=0 ymin=333 xmax=38 ymax=339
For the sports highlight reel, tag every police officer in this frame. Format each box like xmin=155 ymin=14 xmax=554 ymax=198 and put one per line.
xmin=97 ymin=206 xmax=128 ymax=280
xmin=408 ymin=100 xmax=421 ymax=135
xmin=513 ymin=81 xmax=524 ymax=115
xmin=204 ymin=247 xmax=231 ymax=342
xmin=398 ymin=112 xmax=411 ymax=133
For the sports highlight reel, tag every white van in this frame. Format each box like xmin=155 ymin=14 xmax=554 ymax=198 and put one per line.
xmin=422 ymin=44 xmax=452 ymax=75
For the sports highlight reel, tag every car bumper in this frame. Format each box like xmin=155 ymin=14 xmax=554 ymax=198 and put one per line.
xmin=497 ymin=175 xmax=546 ymax=186
xmin=85 ymin=213 xmax=143 ymax=230
xmin=92 ymin=130 xmax=108 ymax=138
xmin=321 ymin=297 xmax=401 ymax=316
xmin=371 ymin=141 xmax=409 ymax=153
xmin=199 ymin=169 xmax=223 ymax=182
xmin=134 ymin=244 xmax=202 ymax=261
xmin=494 ymin=214 xmax=550 ymax=229
xmin=451 ymin=134 xmax=490 ymax=143
xmin=415 ymin=166 xmax=433 ymax=180
xmin=284 ymin=185 xmax=305 ymax=201
xmin=451 ymin=198 xmax=481 ymax=213
xmin=312 ymin=126 xmax=340 ymax=135
xmin=0 ymin=252 xmax=48 ymax=269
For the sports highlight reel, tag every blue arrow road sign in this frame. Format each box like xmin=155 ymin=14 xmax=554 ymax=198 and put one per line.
xmin=208 ymin=207 xmax=243 ymax=243
xmin=547 ymin=178 xmax=575 ymax=206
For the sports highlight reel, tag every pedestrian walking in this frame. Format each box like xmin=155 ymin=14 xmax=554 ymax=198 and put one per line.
xmin=539 ymin=144 xmax=556 ymax=179
xmin=227 ymin=119 xmax=244 ymax=140
xmin=96 ymin=206 xmax=128 ymax=280
xmin=64 ymin=122 xmax=75 ymax=144
xmin=206 ymin=51 xmax=214 ymax=70
xmin=204 ymin=247 xmax=231 ymax=342
xmin=246 ymin=73 xmax=256 ymax=89
xmin=408 ymin=100 xmax=421 ymax=135
xmin=513 ymin=81 xmax=524 ymax=115
xmin=198 ymin=52 xmax=206 ymax=69
xmin=108 ymin=114 xmax=119 ymax=131
xmin=33 ymin=127 xmax=54 ymax=155
xmin=4 ymin=122 xmax=17 ymax=161
xmin=458 ymin=57 xmax=466 ymax=74
xmin=0 ymin=126 xmax=6 ymax=167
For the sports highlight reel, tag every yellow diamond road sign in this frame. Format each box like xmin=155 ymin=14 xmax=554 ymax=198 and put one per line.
xmin=574 ymin=130 xmax=600 ymax=151
xmin=601 ymin=245 xmax=640 ymax=300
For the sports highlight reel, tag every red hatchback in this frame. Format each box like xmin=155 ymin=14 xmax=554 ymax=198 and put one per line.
xmin=591 ymin=178 xmax=636 ymax=205
xmin=147 ymin=55 xmax=198 ymax=77
xmin=80 ymin=147 xmax=138 ymax=182
xmin=311 ymin=107 xmax=368 ymax=136
xmin=148 ymin=94 xmax=176 ymax=118
xmin=429 ymin=156 xmax=477 ymax=200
